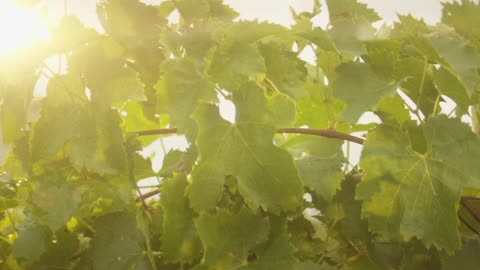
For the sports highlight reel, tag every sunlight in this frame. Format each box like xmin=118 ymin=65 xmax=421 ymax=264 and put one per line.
xmin=0 ymin=1 xmax=49 ymax=55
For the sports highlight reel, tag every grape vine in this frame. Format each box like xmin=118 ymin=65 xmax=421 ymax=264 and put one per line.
xmin=1 ymin=0 xmax=480 ymax=269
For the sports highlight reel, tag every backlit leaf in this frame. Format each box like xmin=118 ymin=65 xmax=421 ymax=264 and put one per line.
xmin=357 ymin=116 xmax=480 ymax=252
xmin=332 ymin=62 xmax=398 ymax=122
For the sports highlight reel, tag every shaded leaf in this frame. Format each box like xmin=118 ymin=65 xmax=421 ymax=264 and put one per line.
xmin=161 ymin=174 xmax=202 ymax=263
xmin=195 ymin=207 xmax=269 ymax=268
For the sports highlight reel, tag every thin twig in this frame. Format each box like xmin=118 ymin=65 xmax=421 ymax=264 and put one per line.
xmin=279 ymin=128 xmax=365 ymax=144
xmin=132 ymin=128 xmax=178 ymax=136
xmin=461 ymin=197 xmax=480 ymax=223
xmin=459 ymin=214 xmax=480 ymax=235
xmin=136 ymin=189 xmax=160 ymax=202
xmin=130 ymin=127 xmax=366 ymax=145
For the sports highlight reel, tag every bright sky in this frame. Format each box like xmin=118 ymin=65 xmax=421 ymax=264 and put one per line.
xmin=42 ymin=0 xmax=454 ymax=30
xmin=0 ymin=1 xmax=49 ymax=55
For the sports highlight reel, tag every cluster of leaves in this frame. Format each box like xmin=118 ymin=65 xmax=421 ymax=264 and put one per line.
xmin=1 ymin=0 xmax=480 ymax=269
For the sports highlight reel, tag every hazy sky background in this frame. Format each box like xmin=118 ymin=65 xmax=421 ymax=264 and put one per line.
xmin=39 ymin=0 xmax=463 ymax=170
xmin=44 ymin=0 xmax=456 ymax=30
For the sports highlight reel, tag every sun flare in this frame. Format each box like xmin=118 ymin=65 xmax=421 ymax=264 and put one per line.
xmin=0 ymin=1 xmax=49 ymax=55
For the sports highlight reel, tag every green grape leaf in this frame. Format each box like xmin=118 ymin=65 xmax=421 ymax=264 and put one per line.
xmin=122 ymin=102 xmax=168 ymax=146
xmin=188 ymin=162 xmax=227 ymax=212
xmin=69 ymin=108 xmax=128 ymax=175
xmin=296 ymin=79 xmax=343 ymax=128
xmin=295 ymin=24 xmax=338 ymax=53
xmin=375 ymin=94 xmax=411 ymax=126
xmin=332 ymin=62 xmax=398 ymax=122
xmin=328 ymin=20 xmax=376 ymax=57
xmin=218 ymin=21 xmax=287 ymax=46
xmin=316 ymin=49 xmax=343 ymax=82
xmin=244 ymin=233 xmax=297 ymax=270
xmin=267 ymin=93 xmax=296 ymax=127
xmin=13 ymin=224 xmax=50 ymax=263
xmin=1 ymin=84 xmax=34 ymax=144
xmin=97 ymin=0 xmax=165 ymax=49
xmin=364 ymin=39 xmax=402 ymax=80
xmin=239 ymin=219 xmax=296 ymax=270
xmin=1 ymin=102 xmax=25 ymax=144
xmin=180 ymin=21 xmax=218 ymax=60
xmin=331 ymin=177 xmax=371 ymax=245
xmin=325 ymin=0 xmax=379 ymax=57
xmin=428 ymin=29 xmax=480 ymax=96
xmin=175 ymin=0 xmax=209 ymax=21
xmin=69 ymin=110 xmax=112 ymax=174
xmin=158 ymin=149 xmax=192 ymax=177
xmin=33 ymin=229 xmax=80 ymax=270
xmin=357 ymin=116 xmax=480 ymax=253
xmin=50 ymin=15 xmax=98 ymax=52
xmin=195 ymin=207 xmax=269 ymax=268
xmin=207 ymin=0 xmax=240 ymax=21
xmin=44 ymin=73 xmax=87 ymax=107
xmin=96 ymin=0 xmax=167 ymax=122
xmin=296 ymin=261 xmax=336 ymax=270
xmin=209 ymin=21 xmax=286 ymax=91
xmin=132 ymin=153 xmax=154 ymax=180
xmin=31 ymin=74 xmax=86 ymax=160
xmin=209 ymin=43 xmax=266 ymax=91
xmin=442 ymin=0 xmax=480 ymax=46
xmin=188 ymin=83 xmax=304 ymax=213
xmin=295 ymin=137 xmax=344 ymax=201
xmin=259 ymin=43 xmax=307 ymax=99
xmin=326 ymin=0 xmax=381 ymax=25
xmin=30 ymin=104 xmax=82 ymax=161
xmin=86 ymin=211 xmax=144 ymax=270
xmin=175 ymin=0 xmax=238 ymax=22
xmin=442 ymin=239 xmax=480 ymax=270
xmin=31 ymin=183 xmax=80 ymax=232
xmin=0 ymin=44 xmax=47 ymax=143
xmin=156 ymin=57 xmax=214 ymax=134
xmin=69 ymin=37 xmax=146 ymax=106
xmin=2 ymin=132 xmax=30 ymax=178
xmin=161 ymin=174 xmax=202 ymax=263
xmin=349 ymin=257 xmax=384 ymax=270
xmin=391 ymin=15 xmax=443 ymax=63
xmin=394 ymin=57 xmax=438 ymax=117
xmin=432 ymin=67 xmax=470 ymax=113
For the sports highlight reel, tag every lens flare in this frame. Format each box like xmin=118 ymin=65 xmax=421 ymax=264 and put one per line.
xmin=0 ymin=1 xmax=49 ymax=55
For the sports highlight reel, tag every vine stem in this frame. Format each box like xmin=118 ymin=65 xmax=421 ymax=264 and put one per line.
xmin=131 ymin=127 xmax=366 ymax=145
xmin=459 ymin=214 xmax=480 ymax=235
xmin=136 ymin=189 xmax=161 ymax=203
xmin=461 ymin=197 xmax=480 ymax=222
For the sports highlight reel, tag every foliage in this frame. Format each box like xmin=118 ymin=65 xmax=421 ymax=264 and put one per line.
xmin=1 ymin=0 xmax=480 ymax=269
